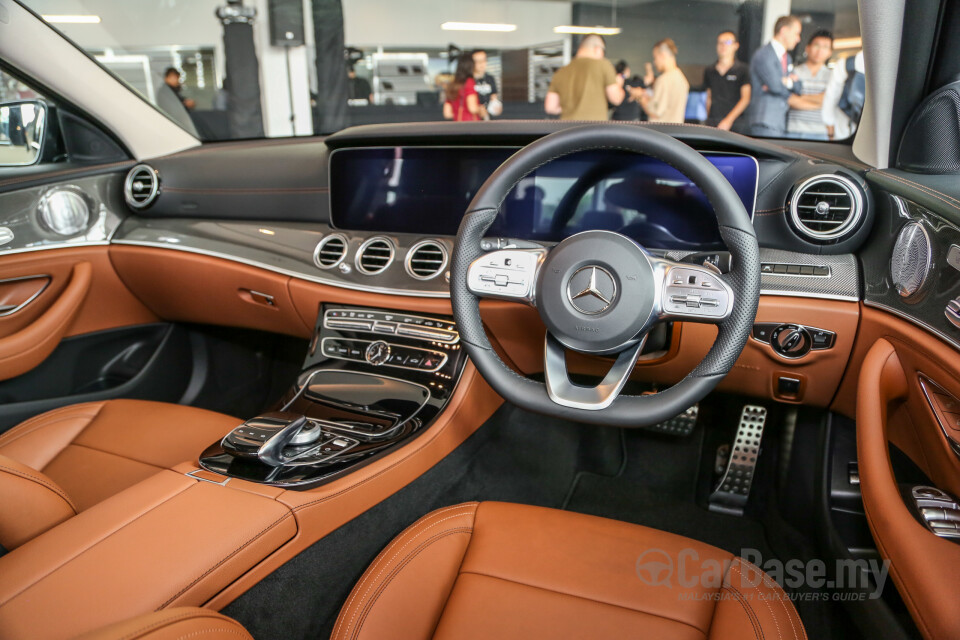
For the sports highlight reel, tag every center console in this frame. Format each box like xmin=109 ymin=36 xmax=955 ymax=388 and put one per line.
xmin=199 ymin=304 xmax=467 ymax=488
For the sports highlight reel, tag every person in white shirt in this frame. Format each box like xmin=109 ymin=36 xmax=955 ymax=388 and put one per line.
xmin=822 ymin=51 xmax=865 ymax=140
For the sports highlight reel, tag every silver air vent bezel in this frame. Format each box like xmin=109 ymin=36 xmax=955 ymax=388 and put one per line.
xmin=124 ymin=164 xmax=160 ymax=210
xmin=355 ymin=236 xmax=395 ymax=275
xmin=789 ymin=174 xmax=863 ymax=241
xmin=404 ymin=240 xmax=449 ymax=281
xmin=312 ymin=233 xmax=348 ymax=270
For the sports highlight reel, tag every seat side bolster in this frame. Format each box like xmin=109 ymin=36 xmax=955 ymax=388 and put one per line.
xmin=331 ymin=502 xmax=479 ymax=640
xmin=710 ymin=557 xmax=807 ymax=640
xmin=0 ymin=454 xmax=76 ymax=549
xmin=74 ymin=607 xmax=253 ymax=640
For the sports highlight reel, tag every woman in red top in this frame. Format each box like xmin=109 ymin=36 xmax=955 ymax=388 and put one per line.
xmin=443 ymin=54 xmax=483 ymax=121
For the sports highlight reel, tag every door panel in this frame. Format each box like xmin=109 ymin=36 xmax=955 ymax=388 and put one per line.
xmin=855 ymin=307 xmax=960 ymax=640
xmin=0 ymin=275 xmax=50 ymax=315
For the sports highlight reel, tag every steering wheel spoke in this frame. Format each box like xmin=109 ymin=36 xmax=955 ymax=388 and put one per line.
xmin=543 ymin=332 xmax=646 ymax=411
xmin=466 ymin=247 xmax=547 ymax=306
xmin=650 ymin=257 xmax=735 ymax=324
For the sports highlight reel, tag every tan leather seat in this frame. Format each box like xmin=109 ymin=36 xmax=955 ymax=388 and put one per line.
xmin=332 ymin=502 xmax=806 ymax=640
xmin=83 ymin=502 xmax=806 ymax=640
xmin=77 ymin=608 xmax=253 ymax=640
xmin=0 ymin=400 xmax=239 ymax=549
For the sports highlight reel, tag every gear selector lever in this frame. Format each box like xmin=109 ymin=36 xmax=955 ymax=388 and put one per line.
xmin=222 ymin=412 xmax=312 ymax=466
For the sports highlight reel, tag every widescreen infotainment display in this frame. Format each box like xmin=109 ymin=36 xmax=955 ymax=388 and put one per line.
xmin=329 ymin=147 xmax=758 ymax=250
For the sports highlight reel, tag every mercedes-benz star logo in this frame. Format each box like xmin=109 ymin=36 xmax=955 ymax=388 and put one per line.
xmin=566 ymin=266 xmax=617 ymax=315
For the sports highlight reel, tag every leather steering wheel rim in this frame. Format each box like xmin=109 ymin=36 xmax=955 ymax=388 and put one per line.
xmin=450 ymin=124 xmax=761 ymax=428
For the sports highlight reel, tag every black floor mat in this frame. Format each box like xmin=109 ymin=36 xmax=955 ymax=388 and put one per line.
xmin=223 ymin=401 xmax=853 ymax=639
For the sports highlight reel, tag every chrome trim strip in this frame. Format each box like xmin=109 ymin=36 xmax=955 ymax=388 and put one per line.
xmin=918 ymin=375 xmax=960 ymax=460
xmin=0 ymin=241 xmax=111 ymax=257
xmin=864 ymin=300 xmax=960 ymax=352
xmin=759 ymin=288 xmax=859 ymax=302
xmin=0 ymin=275 xmax=50 ymax=317
xmin=185 ymin=469 xmax=230 ymax=485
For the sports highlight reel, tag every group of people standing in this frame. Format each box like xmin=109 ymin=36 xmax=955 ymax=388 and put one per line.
xmin=443 ymin=16 xmax=863 ymax=141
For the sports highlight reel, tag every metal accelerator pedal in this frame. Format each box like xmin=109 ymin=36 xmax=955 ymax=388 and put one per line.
xmin=708 ymin=405 xmax=768 ymax=516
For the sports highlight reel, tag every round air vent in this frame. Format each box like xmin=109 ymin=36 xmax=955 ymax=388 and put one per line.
xmin=124 ymin=164 xmax=160 ymax=209
xmin=789 ymin=174 xmax=863 ymax=241
xmin=890 ymin=221 xmax=932 ymax=299
xmin=355 ymin=237 xmax=395 ymax=275
xmin=313 ymin=234 xmax=347 ymax=269
xmin=405 ymin=240 xmax=448 ymax=280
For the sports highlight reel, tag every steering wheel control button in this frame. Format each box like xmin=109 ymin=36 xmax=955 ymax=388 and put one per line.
xmin=467 ymin=248 xmax=544 ymax=302
xmin=566 ymin=265 xmax=617 ymax=315
xmin=660 ymin=266 xmax=731 ymax=320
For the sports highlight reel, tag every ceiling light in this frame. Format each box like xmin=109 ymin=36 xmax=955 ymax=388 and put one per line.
xmin=42 ymin=14 xmax=101 ymax=24
xmin=554 ymin=25 xmax=622 ymax=35
xmin=441 ymin=22 xmax=517 ymax=32
xmin=833 ymin=37 xmax=862 ymax=50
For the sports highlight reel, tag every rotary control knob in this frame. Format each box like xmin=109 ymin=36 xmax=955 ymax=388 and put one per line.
xmin=365 ymin=340 xmax=391 ymax=366
xmin=771 ymin=324 xmax=812 ymax=358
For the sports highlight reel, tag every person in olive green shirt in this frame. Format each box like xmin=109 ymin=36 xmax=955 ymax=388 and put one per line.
xmin=545 ymin=35 xmax=625 ymax=120
xmin=640 ymin=38 xmax=690 ymax=124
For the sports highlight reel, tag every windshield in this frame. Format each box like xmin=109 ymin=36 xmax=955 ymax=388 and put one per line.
xmin=19 ymin=0 xmax=862 ymax=143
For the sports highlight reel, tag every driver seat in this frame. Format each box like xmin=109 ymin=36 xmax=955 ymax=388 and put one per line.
xmin=84 ymin=502 xmax=806 ymax=640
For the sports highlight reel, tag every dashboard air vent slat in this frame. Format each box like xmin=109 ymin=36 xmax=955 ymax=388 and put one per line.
xmin=124 ymin=164 xmax=160 ymax=209
xmin=789 ymin=175 xmax=863 ymax=243
xmin=356 ymin=237 xmax=395 ymax=275
xmin=405 ymin=240 xmax=448 ymax=280
xmin=313 ymin=234 xmax=347 ymax=269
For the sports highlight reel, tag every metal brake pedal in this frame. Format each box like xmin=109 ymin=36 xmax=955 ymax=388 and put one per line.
xmin=708 ymin=405 xmax=767 ymax=516
xmin=644 ymin=404 xmax=698 ymax=436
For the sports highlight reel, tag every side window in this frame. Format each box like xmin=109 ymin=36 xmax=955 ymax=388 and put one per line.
xmin=0 ymin=67 xmax=127 ymax=169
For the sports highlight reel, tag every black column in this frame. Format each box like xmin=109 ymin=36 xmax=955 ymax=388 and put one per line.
xmin=737 ymin=0 xmax=764 ymax=64
xmin=218 ymin=4 xmax=266 ymax=138
xmin=311 ymin=0 xmax=349 ymax=133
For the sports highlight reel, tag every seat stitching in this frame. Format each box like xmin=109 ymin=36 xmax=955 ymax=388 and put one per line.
xmin=0 ymin=462 xmax=77 ymax=512
xmin=876 ymin=172 xmax=960 ymax=213
xmin=0 ymin=409 xmax=101 ymax=450
xmin=721 ymin=584 xmax=764 ymax=640
xmin=731 ymin=563 xmax=786 ymax=640
xmin=331 ymin=503 xmax=477 ymax=639
xmin=876 ymin=171 xmax=960 ymax=207
xmin=339 ymin=508 xmax=477 ymax=639
xmin=0 ymin=480 xmax=195 ymax=609
xmin=457 ymin=570 xmax=710 ymax=635
xmin=111 ymin=610 xmax=239 ymax=640
xmin=735 ymin=560 xmax=803 ymax=640
xmin=158 ymin=512 xmax=295 ymax=609
xmin=349 ymin=528 xmax=473 ymax=640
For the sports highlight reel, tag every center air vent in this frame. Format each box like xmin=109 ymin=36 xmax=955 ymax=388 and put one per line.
xmin=356 ymin=237 xmax=395 ymax=275
xmin=405 ymin=240 xmax=448 ymax=280
xmin=124 ymin=164 xmax=160 ymax=209
xmin=789 ymin=175 xmax=863 ymax=242
xmin=313 ymin=234 xmax=347 ymax=269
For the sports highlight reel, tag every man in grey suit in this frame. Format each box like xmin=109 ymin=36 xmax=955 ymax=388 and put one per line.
xmin=749 ymin=15 xmax=804 ymax=137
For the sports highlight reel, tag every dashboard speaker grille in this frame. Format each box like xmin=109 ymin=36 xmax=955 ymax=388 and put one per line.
xmin=313 ymin=234 xmax=347 ymax=269
xmin=789 ymin=175 xmax=862 ymax=242
xmin=356 ymin=237 xmax=394 ymax=274
xmin=890 ymin=221 xmax=932 ymax=298
xmin=124 ymin=164 xmax=159 ymax=209
xmin=406 ymin=241 xmax=448 ymax=280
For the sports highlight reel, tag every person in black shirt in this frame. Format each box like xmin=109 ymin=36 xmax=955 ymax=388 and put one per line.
xmin=163 ymin=67 xmax=195 ymax=110
xmin=611 ymin=60 xmax=645 ymax=121
xmin=347 ymin=66 xmax=373 ymax=103
xmin=702 ymin=31 xmax=751 ymax=131
xmin=471 ymin=49 xmax=501 ymax=118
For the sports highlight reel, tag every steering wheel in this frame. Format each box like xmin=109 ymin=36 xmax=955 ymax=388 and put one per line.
xmin=450 ymin=125 xmax=761 ymax=428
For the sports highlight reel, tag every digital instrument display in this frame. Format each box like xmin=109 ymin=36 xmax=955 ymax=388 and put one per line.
xmin=329 ymin=147 xmax=758 ymax=250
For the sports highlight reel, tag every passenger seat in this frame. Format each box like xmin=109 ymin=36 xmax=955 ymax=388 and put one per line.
xmin=0 ymin=400 xmax=239 ymax=550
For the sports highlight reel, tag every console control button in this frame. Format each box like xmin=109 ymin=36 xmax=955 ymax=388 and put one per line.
xmin=321 ymin=338 xmax=447 ymax=372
